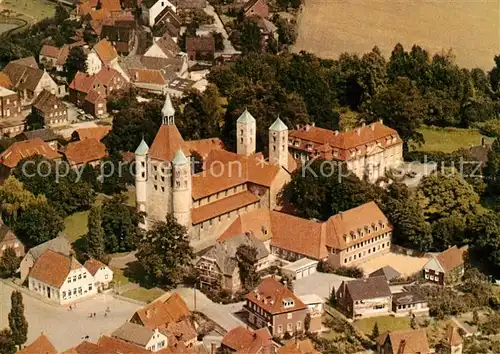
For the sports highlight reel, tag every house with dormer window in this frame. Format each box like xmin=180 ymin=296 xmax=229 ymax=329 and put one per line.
xmin=245 ymin=277 xmax=308 ymax=337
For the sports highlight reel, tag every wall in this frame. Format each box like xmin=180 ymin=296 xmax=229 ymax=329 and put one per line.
xmin=59 ymin=267 xmax=98 ymax=304
xmin=272 ymin=308 xmax=308 ymax=336
xmin=333 ymin=231 xmax=392 ymax=267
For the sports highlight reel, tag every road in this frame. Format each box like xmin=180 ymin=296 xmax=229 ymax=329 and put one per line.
xmin=203 ymin=5 xmax=239 ymax=55
xmin=173 ymin=287 xmax=245 ymax=331
xmin=0 ymin=280 xmax=140 ymax=352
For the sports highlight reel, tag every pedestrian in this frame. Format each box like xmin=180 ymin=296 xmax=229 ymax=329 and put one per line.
xmin=104 ymin=312 xmax=107 ymax=318
xmin=69 ymin=305 xmax=72 ymax=311
xmin=93 ymin=312 xmax=96 ymax=317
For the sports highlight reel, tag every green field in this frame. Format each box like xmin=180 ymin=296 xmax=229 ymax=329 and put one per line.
xmin=122 ymin=287 xmax=165 ymax=303
xmin=0 ymin=0 xmax=56 ymax=22
xmin=415 ymin=126 xmax=494 ymax=153
xmin=63 ymin=194 xmax=108 ymax=242
xmin=354 ymin=316 xmax=410 ymax=335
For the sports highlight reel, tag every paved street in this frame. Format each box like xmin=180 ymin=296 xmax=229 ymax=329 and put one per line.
xmin=204 ymin=5 xmax=238 ymax=55
xmin=0 ymin=281 xmax=140 ymax=352
xmin=173 ymin=287 xmax=245 ymax=331
xmin=294 ymin=272 xmax=353 ymax=300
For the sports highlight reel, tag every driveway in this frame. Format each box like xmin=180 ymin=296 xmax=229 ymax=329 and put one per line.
xmin=204 ymin=5 xmax=239 ymax=54
xmin=294 ymin=272 xmax=354 ymax=300
xmin=173 ymin=287 xmax=245 ymax=332
xmin=0 ymin=281 xmax=140 ymax=352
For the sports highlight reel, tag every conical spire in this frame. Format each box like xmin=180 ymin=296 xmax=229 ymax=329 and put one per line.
xmin=172 ymin=149 xmax=188 ymax=165
xmin=269 ymin=116 xmax=288 ymax=132
xmin=135 ymin=138 xmax=149 ymax=156
xmin=162 ymin=93 xmax=175 ymax=124
xmin=237 ymin=108 xmax=255 ymax=123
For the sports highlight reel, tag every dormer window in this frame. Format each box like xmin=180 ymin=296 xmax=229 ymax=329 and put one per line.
xmin=333 ymin=150 xmax=338 ymax=157
xmin=294 ymin=140 xmax=300 ymax=147
xmin=282 ymin=298 xmax=295 ymax=308
xmin=306 ymin=143 xmax=313 ymax=150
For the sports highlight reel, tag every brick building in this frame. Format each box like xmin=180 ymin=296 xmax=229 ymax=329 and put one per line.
xmin=32 ymin=90 xmax=68 ymax=127
xmin=423 ymin=245 xmax=468 ymax=285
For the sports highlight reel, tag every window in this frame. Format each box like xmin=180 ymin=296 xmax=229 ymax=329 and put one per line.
xmin=78 ymin=287 xmax=82 ymax=295
xmin=278 ymin=325 xmax=283 ymax=334
xmin=287 ymin=313 xmax=292 ymax=319
xmin=73 ymin=288 xmax=77 ymax=295
xmin=62 ymin=291 xmax=66 ymax=298
xmin=68 ymin=278 xmax=71 ymax=283
xmin=89 ymin=284 xmax=93 ymax=291
xmin=73 ymin=276 xmax=76 ymax=282
xmin=105 ymin=274 xmax=109 ymax=280
xmin=78 ymin=274 xmax=82 ymax=279
xmin=83 ymin=273 xmax=86 ymax=278
xmin=287 ymin=323 xmax=292 ymax=332
xmin=296 ymin=321 xmax=302 ymax=330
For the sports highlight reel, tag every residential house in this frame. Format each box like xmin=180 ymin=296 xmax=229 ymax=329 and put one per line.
xmin=245 ymin=277 xmax=308 ymax=336
xmin=130 ymin=293 xmax=197 ymax=347
xmin=0 ymin=222 xmax=24 ymax=258
xmin=277 ymin=340 xmax=320 ymax=354
xmin=289 ymin=121 xmax=403 ymax=182
xmin=142 ymin=0 xmax=177 ymax=27
xmin=0 ymin=86 xmax=24 ymax=137
xmin=172 ymin=0 xmax=206 ymax=9
xmin=32 ymin=89 xmax=68 ymax=127
xmin=0 ymin=138 xmax=62 ymax=178
xmin=86 ymin=49 xmax=103 ymax=75
xmin=28 ymin=249 xmax=98 ymax=304
xmin=39 ymin=43 xmax=84 ymax=72
xmin=297 ymin=294 xmax=324 ymax=333
xmin=369 ymin=266 xmax=401 ymax=282
xmin=196 ymin=232 xmax=269 ymax=294
xmin=375 ymin=329 xmax=431 ymax=354
xmin=130 ymin=68 xmax=169 ymax=94
xmin=255 ymin=17 xmax=277 ymax=45
xmin=92 ymin=39 xmax=119 ymax=66
xmin=2 ymin=57 xmax=62 ymax=104
xmin=186 ymin=36 xmax=215 ymax=61
xmin=17 ymin=128 xmax=60 ymax=151
xmin=166 ymin=77 xmax=195 ymax=97
xmin=63 ymin=138 xmax=108 ymax=168
xmin=112 ymin=322 xmax=168 ymax=352
xmin=84 ymin=258 xmax=114 ymax=290
xmin=72 ymin=126 xmax=111 ymax=141
xmin=20 ymin=235 xmax=72 ymax=282
xmin=153 ymin=8 xmax=182 ymax=39
xmin=243 ymin=0 xmax=269 ymax=18
xmin=392 ymin=291 xmax=429 ymax=317
xmin=18 ymin=334 xmax=57 ymax=354
xmin=101 ymin=22 xmax=136 ymax=54
xmin=219 ymin=202 xmax=392 ymax=268
xmin=423 ymin=245 xmax=468 ymax=285
xmin=443 ymin=325 xmax=463 ymax=354
xmin=220 ymin=326 xmax=273 ymax=353
xmin=336 ymin=276 xmax=392 ymax=319
xmin=143 ymin=33 xmax=180 ymax=59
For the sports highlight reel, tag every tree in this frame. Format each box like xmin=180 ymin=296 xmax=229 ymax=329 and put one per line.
xmin=14 ymin=202 xmax=63 ymax=248
xmin=25 ymin=112 xmax=44 ymax=131
xmin=410 ymin=316 xmax=417 ymax=329
xmin=238 ymin=18 xmax=262 ymax=54
xmin=212 ymin=31 xmax=224 ymax=51
xmin=467 ymin=211 xmax=500 ymax=276
xmin=8 ymin=290 xmax=28 ymax=347
xmin=371 ymin=321 xmax=380 ymax=339
xmin=85 ymin=206 xmax=105 ymax=261
xmin=136 ymin=214 xmax=193 ymax=287
xmin=0 ymin=176 xmax=45 ymax=224
xmin=55 ymin=3 xmax=70 ymax=23
xmin=83 ymin=26 xmax=99 ymax=46
xmin=0 ymin=248 xmax=21 ymax=278
xmin=236 ymin=244 xmax=260 ymax=291
xmin=276 ymin=18 xmax=297 ymax=46
xmin=431 ymin=215 xmax=467 ymax=251
xmin=484 ymin=139 xmax=500 ymax=197
xmin=101 ymin=196 xmax=141 ymax=253
xmin=329 ymin=286 xmax=336 ymax=306
xmin=473 ymin=309 xmax=479 ymax=325
xmin=361 ymin=77 xmax=427 ymax=150
xmin=64 ymin=46 xmax=87 ymax=82
xmin=0 ymin=329 xmax=16 ymax=354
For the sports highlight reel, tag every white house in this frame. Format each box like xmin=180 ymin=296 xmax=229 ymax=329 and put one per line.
xmin=142 ymin=0 xmax=177 ymax=27
xmin=112 ymin=322 xmax=168 ymax=352
xmin=28 ymin=249 xmax=98 ymax=305
xmin=84 ymin=258 xmax=114 ymax=290
xmin=86 ymin=51 xmax=102 ymax=75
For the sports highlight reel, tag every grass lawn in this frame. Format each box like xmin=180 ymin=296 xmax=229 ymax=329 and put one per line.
xmin=0 ymin=0 xmax=56 ymax=21
xmin=63 ymin=194 xmax=107 ymax=242
xmin=122 ymin=287 xmax=165 ymax=303
xmin=354 ymin=316 xmax=410 ymax=335
xmin=415 ymin=126 xmax=494 ymax=153
xmin=111 ymin=267 xmax=130 ymax=286
xmin=122 ymin=189 xmax=136 ymax=207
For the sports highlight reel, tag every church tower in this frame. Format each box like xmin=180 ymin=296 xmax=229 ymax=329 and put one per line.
xmin=269 ymin=117 xmax=288 ymax=169
xmin=135 ymin=138 xmax=149 ymax=215
xmin=162 ymin=92 xmax=175 ymax=125
xmin=236 ymin=109 xmax=256 ymax=156
xmin=172 ymin=149 xmax=192 ymax=228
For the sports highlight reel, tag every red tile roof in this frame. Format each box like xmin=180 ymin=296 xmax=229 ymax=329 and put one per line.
xmin=64 ymin=138 xmax=107 ymax=166
xmin=191 ymin=191 xmax=259 ymax=224
xmin=84 ymin=258 xmax=107 ymax=275
xmin=277 ymin=339 xmax=319 ymax=354
xmin=29 ymin=250 xmax=83 ymax=288
xmin=97 ymin=336 xmax=150 ymax=354
xmin=93 ymin=39 xmax=118 ymax=65
xmin=132 ymin=293 xmax=191 ymax=329
xmin=0 ymin=138 xmax=62 ymax=169
xmin=0 ymin=72 xmax=13 ymax=88
xmin=184 ymin=138 xmax=225 ymax=158
xmin=247 ymin=277 xmax=307 ymax=315
xmin=75 ymin=126 xmax=111 ymax=141
xmin=101 ymin=0 xmax=122 ymax=12
xmin=69 ymin=72 xmax=97 ymax=93
xmin=40 ymin=45 xmax=62 ymax=59
xmin=222 ymin=326 xmax=271 ymax=353
xmin=149 ymin=124 xmax=190 ymax=162
xmin=186 ymin=36 xmax=215 ymax=54
xmin=130 ymin=68 xmax=167 ymax=85
xmin=376 ymin=329 xmax=431 ymax=354
xmin=435 ymin=245 xmax=468 ymax=273
xmin=18 ymin=334 xmax=57 ymax=354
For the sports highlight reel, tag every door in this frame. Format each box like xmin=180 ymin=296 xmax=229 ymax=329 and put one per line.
xmin=47 ymin=288 xmax=51 ymax=299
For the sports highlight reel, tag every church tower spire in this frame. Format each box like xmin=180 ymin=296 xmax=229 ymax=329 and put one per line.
xmin=162 ymin=93 xmax=175 ymax=125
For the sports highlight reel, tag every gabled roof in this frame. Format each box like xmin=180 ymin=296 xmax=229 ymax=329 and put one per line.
xmin=277 ymin=339 xmax=320 ymax=354
xmin=191 ymin=191 xmax=259 ymax=224
xmin=97 ymin=335 xmax=150 ymax=354
xmin=392 ymin=292 xmax=427 ymax=306
xmin=343 ymin=276 xmax=391 ymax=301
xmin=247 ymin=277 xmax=307 ymax=315
xmin=40 ymin=45 xmax=62 ymax=59
xmin=186 ymin=36 xmax=215 ymax=53
xmin=64 ymin=138 xmax=107 ymax=165
xmin=132 ymin=293 xmax=191 ymax=329
xmin=19 ymin=128 xmax=59 ymax=142
xmin=369 ymin=266 xmax=401 ymax=281
xmin=75 ymin=126 xmax=111 ymax=141
xmin=101 ymin=0 xmax=122 ymax=12
xmin=2 ymin=60 xmax=47 ymax=92
xmin=152 ymin=33 xmax=180 ymax=59
xmin=375 ymin=329 xmax=430 ymax=354
xmin=32 ymin=90 xmax=65 ymax=113
xmin=221 ymin=326 xmax=271 ymax=354
xmin=184 ymin=138 xmax=224 ymax=158
xmin=0 ymin=222 xmax=19 ymax=244
xmin=434 ymin=245 xmax=468 ymax=273
xmin=445 ymin=325 xmax=462 ymax=346
xmin=0 ymin=72 xmax=13 ymax=88
xmin=26 ymin=235 xmax=72 ymax=261
xmin=130 ymin=68 xmax=167 ymax=85
xmin=0 ymin=138 xmax=62 ymax=169
xmin=29 ymin=250 xmax=83 ymax=288
xmin=93 ymin=39 xmax=119 ymax=65
xmin=18 ymin=334 xmax=57 ymax=354
xmin=111 ymin=322 xmax=156 ymax=347
xmin=84 ymin=258 xmax=108 ymax=276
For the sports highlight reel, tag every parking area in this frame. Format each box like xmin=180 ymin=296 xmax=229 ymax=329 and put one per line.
xmin=0 ymin=281 xmax=140 ymax=352
xmin=359 ymin=252 xmax=429 ymax=277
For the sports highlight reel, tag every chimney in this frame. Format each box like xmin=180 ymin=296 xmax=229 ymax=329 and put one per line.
xmin=305 ymin=124 xmax=311 ymax=132
xmin=334 ymin=130 xmax=339 ymax=136
xmin=211 ymin=343 xmax=217 ymax=354
xmin=356 ymin=128 xmax=361 ymax=136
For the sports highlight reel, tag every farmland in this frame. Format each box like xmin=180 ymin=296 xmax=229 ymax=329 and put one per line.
xmin=293 ymin=0 xmax=499 ymax=69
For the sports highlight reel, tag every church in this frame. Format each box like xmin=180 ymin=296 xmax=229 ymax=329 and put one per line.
xmin=135 ymin=94 xmax=297 ymax=250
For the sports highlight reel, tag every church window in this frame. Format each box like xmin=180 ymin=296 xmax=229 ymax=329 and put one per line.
xmin=141 ymin=172 xmax=145 ymax=178
xmin=240 ymin=129 xmax=243 ymax=135
xmin=273 ymin=145 xmax=276 ymax=151
xmin=273 ymin=136 xmax=276 ymax=143
xmin=161 ymin=176 xmax=165 ymax=182
xmin=154 ymin=166 xmax=157 ymax=171
xmin=141 ymin=162 xmax=145 ymax=167
xmin=240 ymin=137 xmax=243 ymax=144
xmin=176 ymin=181 xmax=180 ymax=187
xmin=184 ymin=181 xmax=187 ymax=187
xmin=282 ymin=145 xmax=285 ymax=151
xmin=154 ymin=185 xmax=157 ymax=190
xmin=161 ymin=186 xmax=165 ymax=192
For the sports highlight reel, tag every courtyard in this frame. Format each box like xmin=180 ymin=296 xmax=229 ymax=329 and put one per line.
xmin=294 ymin=272 xmax=353 ymax=300
xmin=359 ymin=252 xmax=429 ymax=277
xmin=0 ymin=281 xmax=140 ymax=352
